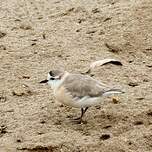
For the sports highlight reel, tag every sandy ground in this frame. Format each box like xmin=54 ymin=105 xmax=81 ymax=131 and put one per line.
xmin=0 ymin=0 xmax=152 ymax=151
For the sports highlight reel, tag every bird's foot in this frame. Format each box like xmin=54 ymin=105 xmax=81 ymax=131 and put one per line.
xmin=71 ymin=118 xmax=87 ymax=124
xmin=73 ymin=116 xmax=82 ymax=121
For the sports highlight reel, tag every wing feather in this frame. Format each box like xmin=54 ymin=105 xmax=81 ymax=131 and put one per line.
xmin=62 ymin=74 xmax=109 ymax=98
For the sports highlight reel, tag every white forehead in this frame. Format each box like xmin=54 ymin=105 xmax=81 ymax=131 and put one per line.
xmin=47 ymin=73 xmax=51 ymax=80
xmin=47 ymin=72 xmax=60 ymax=80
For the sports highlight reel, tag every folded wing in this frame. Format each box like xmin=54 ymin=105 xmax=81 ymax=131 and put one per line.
xmin=63 ymin=74 xmax=109 ymax=99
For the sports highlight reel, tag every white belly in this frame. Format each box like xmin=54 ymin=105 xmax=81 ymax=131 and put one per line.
xmin=73 ymin=96 xmax=102 ymax=108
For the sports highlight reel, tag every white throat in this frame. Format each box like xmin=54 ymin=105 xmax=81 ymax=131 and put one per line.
xmin=47 ymin=72 xmax=69 ymax=90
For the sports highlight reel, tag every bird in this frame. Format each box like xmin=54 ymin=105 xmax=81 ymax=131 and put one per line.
xmin=40 ymin=70 xmax=124 ymax=123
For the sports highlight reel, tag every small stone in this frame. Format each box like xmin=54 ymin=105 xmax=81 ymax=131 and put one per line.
xmin=143 ymin=78 xmax=149 ymax=82
xmin=128 ymin=141 xmax=132 ymax=145
xmin=66 ymin=115 xmax=72 ymax=118
xmin=0 ymin=91 xmax=7 ymax=103
xmin=98 ymin=30 xmax=105 ymax=35
xmin=103 ymin=17 xmax=112 ymax=22
xmin=100 ymin=134 xmax=110 ymax=140
xmin=59 ymin=104 xmax=64 ymax=107
xmin=86 ymin=30 xmax=97 ymax=34
xmin=90 ymin=74 xmax=95 ymax=77
xmin=37 ymin=131 xmax=44 ymax=135
xmin=77 ymin=18 xmax=85 ymax=23
xmin=92 ymin=8 xmax=100 ymax=13
xmin=5 ymin=109 xmax=14 ymax=112
xmin=142 ymin=61 xmax=146 ymax=64
xmin=12 ymin=91 xmax=23 ymax=96
xmin=147 ymin=111 xmax=152 ymax=116
xmin=16 ymin=139 xmax=22 ymax=143
xmin=76 ymin=29 xmax=81 ymax=32
xmin=83 ymin=131 xmax=90 ymax=136
xmin=67 ymin=7 xmax=75 ymax=12
xmin=128 ymin=60 xmax=133 ymax=63
xmin=40 ymin=120 xmax=46 ymax=124
xmin=42 ymin=34 xmax=46 ymax=39
xmin=0 ymin=32 xmax=6 ymax=38
xmin=57 ymin=54 xmax=62 ymax=58
xmin=14 ymin=19 xmax=21 ymax=22
xmin=133 ymin=121 xmax=143 ymax=125
xmin=20 ymin=24 xmax=32 ymax=30
xmin=38 ymin=16 xmax=43 ymax=19
xmin=128 ymin=82 xmax=139 ymax=87
xmin=105 ymin=42 xmax=122 ymax=53
xmin=95 ymin=105 xmax=101 ymax=109
xmin=103 ymin=125 xmax=112 ymax=129
xmin=22 ymin=75 xmax=30 ymax=79
xmin=111 ymin=2 xmax=115 ymax=5
xmin=136 ymin=97 xmax=144 ymax=100
xmin=146 ymin=47 xmax=152 ymax=51
xmin=0 ymin=45 xmax=6 ymax=50
xmin=54 ymin=120 xmax=62 ymax=125
xmin=31 ymin=39 xmax=38 ymax=41
xmin=112 ymin=97 xmax=120 ymax=104
xmin=0 ymin=125 xmax=7 ymax=134
xmin=31 ymin=43 xmax=36 ymax=46
xmin=12 ymin=84 xmax=33 ymax=96
xmin=146 ymin=64 xmax=152 ymax=68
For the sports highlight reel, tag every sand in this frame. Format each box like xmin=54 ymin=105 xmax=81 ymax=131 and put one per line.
xmin=0 ymin=0 xmax=152 ymax=151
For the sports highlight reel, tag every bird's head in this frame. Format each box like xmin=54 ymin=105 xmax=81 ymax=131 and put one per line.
xmin=40 ymin=70 xmax=67 ymax=89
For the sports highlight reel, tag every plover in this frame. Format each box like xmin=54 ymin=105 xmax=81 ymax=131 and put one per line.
xmin=40 ymin=70 xmax=124 ymax=123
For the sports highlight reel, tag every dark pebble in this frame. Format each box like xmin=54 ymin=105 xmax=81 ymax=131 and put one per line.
xmin=128 ymin=82 xmax=139 ymax=87
xmin=100 ymin=134 xmax=110 ymax=140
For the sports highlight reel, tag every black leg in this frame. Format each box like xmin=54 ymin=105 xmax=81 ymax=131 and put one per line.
xmin=73 ymin=108 xmax=84 ymax=120
xmin=80 ymin=108 xmax=84 ymax=118
xmin=73 ymin=107 xmax=89 ymax=123
xmin=83 ymin=107 xmax=88 ymax=115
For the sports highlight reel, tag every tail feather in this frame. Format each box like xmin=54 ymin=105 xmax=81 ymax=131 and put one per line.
xmin=103 ymin=88 xmax=125 ymax=97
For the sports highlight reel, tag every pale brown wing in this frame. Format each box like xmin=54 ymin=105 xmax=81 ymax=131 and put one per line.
xmin=62 ymin=74 xmax=109 ymax=98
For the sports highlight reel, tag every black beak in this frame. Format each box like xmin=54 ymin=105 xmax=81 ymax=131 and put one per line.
xmin=40 ymin=79 xmax=48 ymax=83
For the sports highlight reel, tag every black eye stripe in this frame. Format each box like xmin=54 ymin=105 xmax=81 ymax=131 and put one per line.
xmin=49 ymin=71 xmax=53 ymax=76
xmin=50 ymin=77 xmax=55 ymax=80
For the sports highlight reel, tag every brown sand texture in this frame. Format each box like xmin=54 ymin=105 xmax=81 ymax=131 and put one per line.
xmin=0 ymin=0 xmax=152 ymax=151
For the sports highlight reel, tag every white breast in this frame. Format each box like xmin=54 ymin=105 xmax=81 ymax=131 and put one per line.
xmin=48 ymin=79 xmax=62 ymax=90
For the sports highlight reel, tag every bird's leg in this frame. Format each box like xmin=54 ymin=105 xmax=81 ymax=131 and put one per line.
xmin=74 ymin=108 xmax=84 ymax=120
xmin=83 ymin=107 xmax=89 ymax=115
xmin=73 ymin=107 xmax=89 ymax=123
